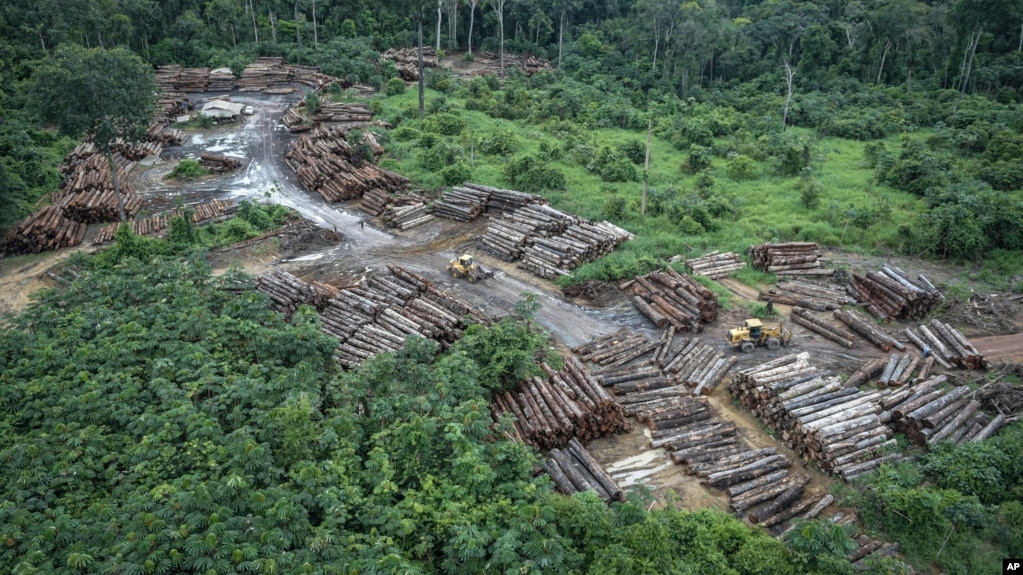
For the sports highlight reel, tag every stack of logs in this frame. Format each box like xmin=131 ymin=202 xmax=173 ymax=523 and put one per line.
xmin=834 ymin=308 xmax=904 ymax=352
xmin=199 ymin=152 xmax=241 ymax=174
xmin=208 ymin=68 xmax=235 ymax=91
xmin=381 ymin=202 xmax=434 ymax=230
xmin=790 ymin=307 xmax=858 ymax=349
xmin=0 ymin=206 xmax=87 ymax=255
xmin=544 ymin=438 xmax=625 ymax=503
xmin=750 ymin=242 xmax=831 ymax=276
xmin=175 ymin=67 xmax=212 ymax=92
xmin=464 ymin=52 xmax=554 ymax=76
xmin=323 ymin=265 xmax=486 ymax=367
xmin=237 ymin=57 xmax=294 ymax=91
xmin=881 ymin=374 xmax=1006 ymax=447
xmin=93 ymin=199 xmax=237 ymax=244
xmin=54 ymin=150 xmax=143 ymax=223
xmin=904 ymin=319 xmax=986 ymax=370
xmin=624 ymin=267 xmax=719 ymax=331
xmin=848 ymin=265 xmax=943 ymax=320
xmin=380 ymin=47 xmax=438 ymax=80
xmin=479 ymin=203 xmax=633 ymax=280
xmin=576 ymin=329 xmax=736 ymax=398
xmin=685 ymin=251 xmax=746 ymax=278
xmin=285 ymin=125 xmax=410 ymax=202
xmin=463 ymin=182 xmax=547 ymax=213
xmin=729 ymin=353 xmax=906 ymax=481
xmin=431 ymin=185 xmax=492 ymax=222
xmin=360 ymin=189 xmax=428 ymax=216
xmin=868 ymin=353 xmax=933 ymax=389
xmin=256 ymin=270 xmax=323 ymax=316
xmin=283 ymin=102 xmax=374 ymax=131
xmin=492 ymin=357 xmax=630 ymax=450
xmin=759 ymin=280 xmax=856 ymax=311
xmin=147 ymin=122 xmax=187 ymax=146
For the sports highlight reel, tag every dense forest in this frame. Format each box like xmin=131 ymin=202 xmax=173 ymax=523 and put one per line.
xmin=2 ymin=0 xmax=1023 ymax=573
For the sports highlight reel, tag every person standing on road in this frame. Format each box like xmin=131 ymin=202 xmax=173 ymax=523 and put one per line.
xmin=360 ymin=220 xmax=365 ymax=230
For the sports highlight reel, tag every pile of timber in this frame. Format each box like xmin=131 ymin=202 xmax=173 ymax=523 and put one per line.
xmin=865 ymin=352 xmax=935 ymax=389
xmin=848 ymin=265 xmax=943 ymax=320
xmin=760 ymin=280 xmax=856 ymax=311
xmin=465 ymin=52 xmax=554 ymax=77
xmin=750 ymin=242 xmax=831 ymax=276
xmin=493 ymin=358 xmax=630 ymax=450
xmin=789 ymin=307 xmax=857 ymax=348
xmin=157 ymin=91 xmax=189 ymax=121
xmin=54 ymin=151 xmax=143 ymax=223
xmin=903 ymin=319 xmax=986 ymax=370
xmin=574 ymin=329 xmax=661 ymax=368
xmin=729 ymin=353 xmax=906 ymax=481
xmin=155 ymin=65 xmax=182 ymax=92
xmin=287 ymin=64 xmax=339 ymax=90
xmin=283 ymin=101 xmax=374 ymax=131
xmin=833 ymin=308 xmax=904 ymax=352
xmin=624 ymin=267 xmax=719 ymax=331
xmin=208 ymin=68 xmax=235 ymax=91
xmin=360 ymin=188 xmax=428 ymax=216
xmin=543 ymin=438 xmax=625 ymax=503
xmin=467 ymin=182 xmax=547 ymax=213
xmin=174 ymin=67 xmax=211 ymax=92
xmin=380 ymin=47 xmax=438 ymax=80
xmin=237 ymin=57 xmax=292 ymax=91
xmin=381 ymin=202 xmax=434 ymax=230
xmin=432 ymin=185 xmax=491 ymax=222
xmin=93 ymin=199 xmax=237 ymax=244
xmin=685 ymin=251 xmax=746 ymax=278
xmin=315 ymin=264 xmax=487 ymax=368
xmin=479 ymin=202 xmax=633 ymax=279
xmin=285 ymin=125 xmax=410 ymax=202
xmin=632 ymin=395 xmax=818 ymax=520
xmin=199 ymin=152 xmax=242 ymax=174
xmin=256 ymin=270 xmax=322 ymax=316
xmin=520 ymin=219 xmax=634 ymax=280
xmin=147 ymin=122 xmax=187 ymax=146
xmin=881 ymin=375 xmax=1006 ymax=446
xmin=0 ymin=206 xmax=87 ymax=255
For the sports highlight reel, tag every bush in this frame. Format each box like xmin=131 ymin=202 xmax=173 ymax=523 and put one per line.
xmin=385 ymin=77 xmax=406 ymax=96
xmin=504 ymin=154 xmax=567 ymax=193
xmin=422 ymin=112 xmax=465 ymax=136
xmin=419 ymin=141 xmax=464 ymax=171
xmin=618 ymin=139 xmax=646 ymax=164
xmin=390 ymin=126 xmax=421 ymax=142
xmin=603 ymin=196 xmax=626 ymax=221
xmin=166 ymin=159 xmax=208 ymax=180
xmin=440 ymin=162 xmax=472 ymax=186
xmin=797 ymin=177 xmax=824 ymax=209
xmin=591 ymin=147 xmax=638 ymax=183
xmin=685 ymin=145 xmax=712 ymax=174
xmin=479 ymin=130 xmax=520 ymax=155
xmin=726 ymin=154 xmax=758 ymax=181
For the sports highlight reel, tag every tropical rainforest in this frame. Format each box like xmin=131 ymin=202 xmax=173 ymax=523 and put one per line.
xmin=1 ymin=0 xmax=1023 ymax=573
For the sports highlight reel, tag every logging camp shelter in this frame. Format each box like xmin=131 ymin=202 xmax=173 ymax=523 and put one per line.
xmin=200 ymin=99 xmax=245 ymax=121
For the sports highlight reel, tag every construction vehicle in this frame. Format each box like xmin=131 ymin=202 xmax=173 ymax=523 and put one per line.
xmin=726 ymin=318 xmax=792 ymax=353
xmin=447 ymin=254 xmax=493 ymax=283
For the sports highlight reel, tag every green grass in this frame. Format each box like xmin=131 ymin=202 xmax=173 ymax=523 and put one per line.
xmin=371 ymin=87 xmax=956 ymax=285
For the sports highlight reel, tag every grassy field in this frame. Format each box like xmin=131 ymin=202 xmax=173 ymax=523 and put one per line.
xmin=365 ymin=86 xmax=1015 ymax=287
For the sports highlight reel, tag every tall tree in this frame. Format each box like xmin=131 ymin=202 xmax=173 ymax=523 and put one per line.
xmin=486 ymin=0 xmax=508 ymax=76
xmin=32 ymin=45 xmax=157 ymax=222
xmin=467 ymin=0 xmax=480 ymax=56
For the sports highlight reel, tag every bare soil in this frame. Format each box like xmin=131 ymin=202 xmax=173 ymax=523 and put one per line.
xmin=3 ymin=89 xmax=1021 ymax=521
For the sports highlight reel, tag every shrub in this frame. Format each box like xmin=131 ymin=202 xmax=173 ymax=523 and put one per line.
xmin=166 ymin=159 xmax=208 ymax=180
xmin=603 ymin=196 xmax=626 ymax=221
xmin=797 ymin=177 xmax=824 ymax=209
xmin=479 ymin=130 xmax=520 ymax=155
xmin=726 ymin=154 xmax=758 ymax=181
xmin=385 ymin=77 xmax=406 ymax=96
xmin=592 ymin=147 xmax=638 ymax=182
xmin=504 ymin=154 xmax=566 ymax=193
xmin=684 ymin=145 xmax=712 ymax=174
xmin=618 ymin=139 xmax=646 ymax=164
xmin=440 ymin=162 xmax=472 ymax=186
xmin=419 ymin=141 xmax=463 ymax=171
xmin=421 ymin=112 xmax=465 ymax=136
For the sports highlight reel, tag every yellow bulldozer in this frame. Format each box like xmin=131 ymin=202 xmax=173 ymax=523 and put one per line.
xmin=726 ymin=318 xmax=792 ymax=353
xmin=447 ymin=254 xmax=493 ymax=283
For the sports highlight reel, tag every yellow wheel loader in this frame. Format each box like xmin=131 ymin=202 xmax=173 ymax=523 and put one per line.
xmin=726 ymin=318 xmax=792 ymax=353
